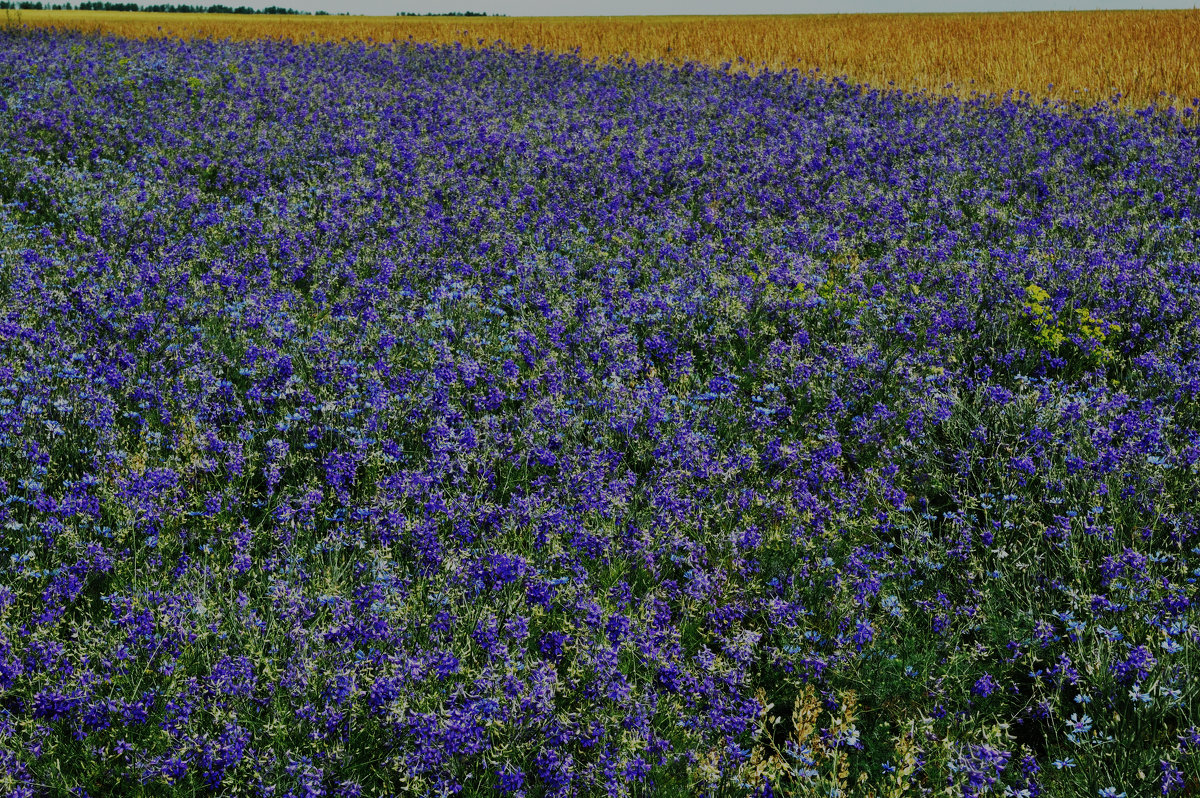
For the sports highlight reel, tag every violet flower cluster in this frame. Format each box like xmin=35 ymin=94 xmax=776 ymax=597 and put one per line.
xmin=0 ymin=29 xmax=1198 ymax=797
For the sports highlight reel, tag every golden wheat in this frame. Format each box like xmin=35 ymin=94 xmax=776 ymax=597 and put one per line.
xmin=8 ymin=9 xmax=1200 ymax=109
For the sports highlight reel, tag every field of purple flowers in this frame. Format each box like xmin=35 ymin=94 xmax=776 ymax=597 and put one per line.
xmin=0 ymin=29 xmax=1198 ymax=798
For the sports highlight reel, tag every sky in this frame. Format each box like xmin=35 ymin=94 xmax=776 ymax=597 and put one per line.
xmin=257 ymin=0 xmax=1200 ymax=16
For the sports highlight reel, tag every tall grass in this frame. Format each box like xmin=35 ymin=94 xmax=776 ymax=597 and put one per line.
xmin=15 ymin=9 xmax=1200 ymax=109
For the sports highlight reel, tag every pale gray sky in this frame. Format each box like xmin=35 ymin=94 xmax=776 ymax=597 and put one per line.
xmin=260 ymin=1 xmax=1200 ymax=16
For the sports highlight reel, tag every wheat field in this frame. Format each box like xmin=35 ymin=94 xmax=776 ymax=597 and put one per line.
xmin=8 ymin=9 xmax=1200 ymax=109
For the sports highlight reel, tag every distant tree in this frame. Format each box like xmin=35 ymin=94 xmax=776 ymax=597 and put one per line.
xmin=68 ymin=0 xmax=311 ymax=12
xmin=395 ymin=9 xmax=490 ymax=15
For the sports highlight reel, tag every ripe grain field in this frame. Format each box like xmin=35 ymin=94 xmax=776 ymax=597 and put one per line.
xmin=9 ymin=8 xmax=1200 ymax=110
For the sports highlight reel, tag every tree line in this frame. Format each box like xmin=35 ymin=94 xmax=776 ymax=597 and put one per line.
xmin=0 ymin=2 xmax=492 ymax=13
